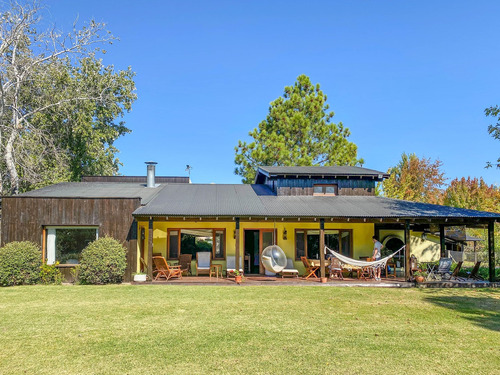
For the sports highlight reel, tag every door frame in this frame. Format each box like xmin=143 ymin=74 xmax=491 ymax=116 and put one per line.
xmin=244 ymin=228 xmax=277 ymax=274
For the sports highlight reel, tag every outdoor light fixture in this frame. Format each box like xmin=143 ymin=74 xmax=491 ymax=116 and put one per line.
xmin=283 ymin=228 xmax=288 ymax=240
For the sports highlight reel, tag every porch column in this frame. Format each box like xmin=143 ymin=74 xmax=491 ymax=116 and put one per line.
xmin=439 ymin=224 xmax=446 ymax=258
xmin=148 ymin=217 xmax=153 ymax=280
xmin=488 ymin=220 xmax=496 ymax=283
xmin=127 ymin=219 xmax=138 ymax=282
xmin=235 ymin=218 xmax=240 ymax=271
xmin=319 ymin=218 xmax=325 ymax=279
xmin=404 ymin=220 xmax=411 ymax=281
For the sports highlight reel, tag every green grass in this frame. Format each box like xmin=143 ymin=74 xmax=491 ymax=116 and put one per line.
xmin=0 ymin=285 xmax=499 ymax=375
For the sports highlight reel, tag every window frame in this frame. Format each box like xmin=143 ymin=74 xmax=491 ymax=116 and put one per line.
xmin=295 ymin=228 xmax=353 ymax=260
xmin=167 ymin=228 xmax=226 ymax=260
xmin=313 ymin=184 xmax=338 ymax=196
xmin=45 ymin=226 xmax=99 ymax=265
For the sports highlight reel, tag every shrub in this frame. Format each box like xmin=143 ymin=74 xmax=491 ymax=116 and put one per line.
xmin=0 ymin=241 xmax=42 ymax=286
xmin=78 ymin=237 xmax=126 ymax=284
xmin=39 ymin=263 xmax=63 ymax=285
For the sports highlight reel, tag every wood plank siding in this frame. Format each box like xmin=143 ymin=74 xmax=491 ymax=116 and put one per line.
xmin=272 ymin=178 xmax=375 ymax=196
xmin=1 ymin=197 xmax=141 ymax=281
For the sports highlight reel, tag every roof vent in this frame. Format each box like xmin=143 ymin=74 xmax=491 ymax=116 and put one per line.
xmin=145 ymin=161 xmax=158 ymax=188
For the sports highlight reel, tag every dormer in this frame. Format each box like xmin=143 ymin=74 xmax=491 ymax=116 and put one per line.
xmin=255 ymin=166 xmax=389 ymax=196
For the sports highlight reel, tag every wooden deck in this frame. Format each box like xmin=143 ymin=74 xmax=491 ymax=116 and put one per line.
xmin=139 ymin=275 xmax=499 ymax=288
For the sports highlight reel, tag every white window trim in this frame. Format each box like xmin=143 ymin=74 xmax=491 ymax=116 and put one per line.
xmin=45 ymin=226 xmax=99 ymax=265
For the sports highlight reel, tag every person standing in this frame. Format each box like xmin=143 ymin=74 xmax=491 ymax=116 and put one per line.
xmin=372 ymin=236 xmax=383 ymax=281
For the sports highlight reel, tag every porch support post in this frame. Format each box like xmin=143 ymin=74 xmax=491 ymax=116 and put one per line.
xmin=235 ymin=218 xmax=240 ymax=272
xmin=148 ymin=217 xmax=153 ymax=281
xmin=439 ymin=224 xmax=446 ymax=258
xmin=488 ymin=220 xmax=495 ymax=283
xmin=319 ymin=218 xmax=325 ymax=279
xmin=404 ymin=220 xmax=411 ymax=281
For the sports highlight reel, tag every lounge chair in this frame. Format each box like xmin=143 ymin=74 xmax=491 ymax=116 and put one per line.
xmin=450 ymin=261 xmax=463 ymax=280
xmin=226 ymin=255 xmax=243 ymax=278
xmin=196 ymin=252 xmax=212 ymax=276
xmin=429 ymin=257 xmax=453 ymax=280
xmin=301 ymin=256 xmax=319 ymax=279
xmin=281 ymin=258 xmax=299 ymax=278
xmin=328 ymin=258 xmax=343 ymax=280
xmin=467 ymin=261 xmax=484 ymax=281
xmin=179 ymin=254 xmax=192 ymax=276
xmin=152 ymin=256 xmax=182 ymax=281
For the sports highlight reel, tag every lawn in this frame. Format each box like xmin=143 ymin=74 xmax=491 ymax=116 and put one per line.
xmin=0 ymin=285 xmax=498 ymax=375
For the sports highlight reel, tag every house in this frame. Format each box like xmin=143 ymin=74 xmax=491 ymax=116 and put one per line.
xmin=1 ymin=163 xmax=498 ymax=282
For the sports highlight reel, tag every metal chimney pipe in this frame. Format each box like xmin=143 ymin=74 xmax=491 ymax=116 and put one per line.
xmin=145 ymin=161 xmax=158 ymax=188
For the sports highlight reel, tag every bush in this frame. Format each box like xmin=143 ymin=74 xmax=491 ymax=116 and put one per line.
xmin=39 ymin=263 xmax=63 ymax=285
xmin=78 ymin=237 xmax=126 ymax=285
xmin=0 ymin=241 xmax=42 ymax=286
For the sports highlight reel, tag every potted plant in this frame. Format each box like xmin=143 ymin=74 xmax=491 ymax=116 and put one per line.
xmin=233 ymin=270 xmax=243 ymax=284
xmin=413 ymin=270 xmax=427 ymax=283
xmin=133 ymin=272 xmax=147 ymax=282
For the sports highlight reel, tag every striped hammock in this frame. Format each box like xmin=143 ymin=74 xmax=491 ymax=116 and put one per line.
xmin=325 ymin=245 xmax=405 ymax=269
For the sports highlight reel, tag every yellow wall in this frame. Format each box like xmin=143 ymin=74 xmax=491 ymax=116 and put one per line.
xmin=378 ymin=229 xmax=440 ymax=263
xmin=137 ymin=219 xmax=375 ymax=275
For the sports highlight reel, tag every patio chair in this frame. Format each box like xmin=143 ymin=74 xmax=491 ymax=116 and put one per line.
xmin=152 ymin=256 xmax=182 ymax=281
xmin=179 ymin=254 xmax=192 ymax=276
xmin=429 ymin=257 xmax=453 ymax=280
xmin=385 ymin=261 xmax=396 ymax=278
xmin=226 ymin=255 xmax=243 ymax=278
xmin=450 ymin=261 xmax=463 ymax=280
xmin=196 ymin=251 xmax=212 ymax=276
xmin=467 ymin=261 xmax=484 ymax=281
xmin=410 ymin=255 xmax=419 ymax=276
xmin=328 ymin=258 xmax=343 ymax=280
xmin=280 ymin=258 xmax=299 ymax=278
xmin=301 ymin=256 xmax=319 ymax=279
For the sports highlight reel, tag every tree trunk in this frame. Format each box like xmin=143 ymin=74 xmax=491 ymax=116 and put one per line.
xmin=5 ymin=129 xmax=19 ymax=195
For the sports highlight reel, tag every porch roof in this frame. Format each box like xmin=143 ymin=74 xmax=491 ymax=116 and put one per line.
xmin=132 ymin=183 xmax=500 ymax=221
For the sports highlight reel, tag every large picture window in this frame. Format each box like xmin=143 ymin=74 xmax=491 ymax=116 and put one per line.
xmin=168 ymin=229 xmax=225 ymax=260
xmin=46 ymin=227 xmax=98 ymax=265
xmin=295 ymin=229 xmax=352 ymax=260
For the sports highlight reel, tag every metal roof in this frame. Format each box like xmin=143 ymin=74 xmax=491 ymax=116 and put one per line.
xmin=258 ymin=166 xmax=389 ymax=178
xmin=132 ymin=183 xmax=500 ymax=219
xmin=19 ymin=182 xmax=165 ymax=205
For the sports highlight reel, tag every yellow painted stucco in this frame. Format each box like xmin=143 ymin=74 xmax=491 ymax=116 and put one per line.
xmin=136 ymin=219 xmax=375 ymax=275
xmin=378 ymin=229 xmax=440 ymax=263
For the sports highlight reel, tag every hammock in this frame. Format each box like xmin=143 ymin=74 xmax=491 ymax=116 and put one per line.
xmin=325 ymin=245 xmax=405 ymax=269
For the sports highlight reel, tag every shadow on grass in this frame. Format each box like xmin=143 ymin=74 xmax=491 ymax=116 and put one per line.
xmin=423 ymin=289 xmax=500 ymax=332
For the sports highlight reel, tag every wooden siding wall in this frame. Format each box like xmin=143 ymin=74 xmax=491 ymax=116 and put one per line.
xmin=1 ymin=197 xmax=141 ymax=281
xmin=269 ymin=178 xmax=376 ymax=196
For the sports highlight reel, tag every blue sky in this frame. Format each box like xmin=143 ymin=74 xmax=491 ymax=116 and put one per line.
xmin=45 ymin=0 xmax=500 ymax=185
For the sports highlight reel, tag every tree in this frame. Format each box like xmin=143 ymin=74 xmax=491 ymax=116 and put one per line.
xmin=443 ymin=177 xmax=500 ymax=213
xmin=0 ymin=1 xmax=136 ymax=194
xmin=234 ymin=75 xmax=363 ymax=183
xmin=485 ymin=105 xmax=500 ymax=168
xmin=383 ymin=153 xmax=445 ymax=204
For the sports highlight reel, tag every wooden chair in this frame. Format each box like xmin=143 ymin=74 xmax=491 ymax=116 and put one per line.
xmin=328 ymin=258 xmax=343 ymax=280
xmin=385 ymin=261 xmax=397 ymax=278
xmin=301 ymin=257 xmax=319 ymax=279
xmin=467 ymin=261 xmax=483 ymax=280
xmin=179 ymin=254 xmax=192 ymax=276
xmin=450 ymin=261 xmax=463 ymax=280
xmin=410 ymin=255 xmax=419 ymax=276
xmin=281 ymin=258 xmax=299 ymax=278
xmin=152 ymin=256 xmax=182 ymax=281
xmin=226 ymin=255 xmax=243 ymax=278
xmin=196 ymin=252 xmax=212 ymax=276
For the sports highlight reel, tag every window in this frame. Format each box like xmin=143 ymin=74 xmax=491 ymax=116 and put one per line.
xmin=46 ymin=227 xmax=98 ymax=265
xmin=295 ymin=229 xmax=351 ymax=260
xmin=313 ymin=184 xmax=338 ymax=196
xmin=168 ymin=229 xmax=225 ymax=260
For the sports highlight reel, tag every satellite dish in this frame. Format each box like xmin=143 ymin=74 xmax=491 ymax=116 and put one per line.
xmin=261 ymin=245 xmax=287 ymax=273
